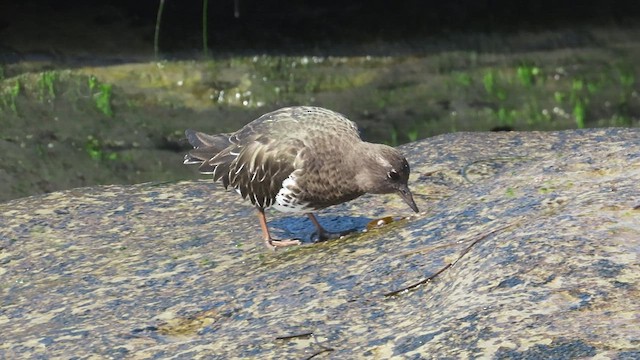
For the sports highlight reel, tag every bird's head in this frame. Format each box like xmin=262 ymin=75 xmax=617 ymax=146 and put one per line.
xmin=356 ymin=144 xmax=419 ymax=213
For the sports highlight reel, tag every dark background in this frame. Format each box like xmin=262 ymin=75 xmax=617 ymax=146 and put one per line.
xmin=1 ymin=0 xmax=639 ymax=59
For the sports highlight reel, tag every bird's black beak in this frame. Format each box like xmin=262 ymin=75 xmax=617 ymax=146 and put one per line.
xmin=397 ymin=185 xmax=419 ymax=213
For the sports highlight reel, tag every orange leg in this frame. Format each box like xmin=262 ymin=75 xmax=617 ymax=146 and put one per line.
xmin=256 ymin=208 xmax=301 ymax=250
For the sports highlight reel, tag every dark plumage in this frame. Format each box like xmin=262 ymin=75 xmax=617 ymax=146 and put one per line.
xmin=184 ymin=106 xmax=419 ymax=249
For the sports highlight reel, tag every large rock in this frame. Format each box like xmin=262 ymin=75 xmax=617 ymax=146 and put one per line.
xmin=1 ymin=129 xmax=639 ymax=358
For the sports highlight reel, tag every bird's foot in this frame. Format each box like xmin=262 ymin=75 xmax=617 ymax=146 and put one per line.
xmin=313 ymin=227 xmax=357 ymax=242
xmin=265 ymin=238 xmax=302 ymax=250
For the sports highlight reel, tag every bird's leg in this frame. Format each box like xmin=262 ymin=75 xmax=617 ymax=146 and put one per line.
xmin=306 ymin=213 xmax=357 ymax=242
xmin=256 ymin=208 xmax=301 ymax=250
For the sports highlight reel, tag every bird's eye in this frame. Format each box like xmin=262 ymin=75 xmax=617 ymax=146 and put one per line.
xmin=387 ymin=170 xmax=400 ymax=181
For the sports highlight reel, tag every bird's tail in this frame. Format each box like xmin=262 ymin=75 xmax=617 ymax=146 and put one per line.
xmin=183 ymin=129 xmax=231 ymax=174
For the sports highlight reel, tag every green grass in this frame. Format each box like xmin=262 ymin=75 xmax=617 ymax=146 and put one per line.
xmin=431 ymin=56 xmax=639 ymax=133
xmin=88 ymin=75 xmax=114 ymax=116
xmin=573 ymin=99 xmax=586 ymax=128
xmin=95 ymin=84 xmax=114 ymax=116
xmin=453 ymin=72 xmax=472 ymax=87
xmin=38 ymin=71 xmax=58 ymax=101
xmin=4 ymin=49 xmax=634 ymax=147
xmin=388 ymin=126 xmax=398 ymax=146
xmin=1 ymin=78 xmax=22 ymax=114
xmin=407 ymin=128 xmax=419 ymax=142
xmin=85 ymin=135 xmax=119 ymax=161
xmin=516 ymin=64 xmax=540 ymax=87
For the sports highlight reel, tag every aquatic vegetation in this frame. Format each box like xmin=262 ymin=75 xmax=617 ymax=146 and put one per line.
xmin=0 ymin=78 xmax=22 ymax=114
xmin=516 ymin=64 xmax=540 ymax=87
xmin=38 ymin=71 xmax=58 ymax=101
xmin=85 ymin=135 xmax=118 ymax=161
xmin=88 ymin=75 xmax=114 ymax=117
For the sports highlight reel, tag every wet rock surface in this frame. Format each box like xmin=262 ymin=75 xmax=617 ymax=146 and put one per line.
xmin=1 ymin=129 xmax=639 ymax=358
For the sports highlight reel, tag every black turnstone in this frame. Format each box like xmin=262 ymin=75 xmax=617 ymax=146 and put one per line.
xmin=184 ymin=106 xmax=419 ymax=249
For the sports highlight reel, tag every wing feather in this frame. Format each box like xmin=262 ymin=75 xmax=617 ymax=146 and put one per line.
xmin=224 ymin=137 xmax=300 ymax=208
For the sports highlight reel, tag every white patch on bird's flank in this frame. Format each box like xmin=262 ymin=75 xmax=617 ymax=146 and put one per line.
xmin=272 ymin=174 xmax=309 ymax=213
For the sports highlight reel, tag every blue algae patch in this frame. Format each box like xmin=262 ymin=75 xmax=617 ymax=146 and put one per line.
xmin=393 ymin=330 xmax=442 ymax=355
xmin=190 ymin=217 xmax=213 ymax=225
xmin=111 ymin=202 xmax=134 ymax=216
xmin=130 ymin=325 xmax=159 ymax=334
xmin=0 ymin=255 xmax=14 ymax=267
xmin=367 ymin=309 xmax=386 ymax=320
xmin=184 ymin=188 xmax=209 ymax=197
xmin=0 ymin=235 xmax=17 ymax=249
xmin=477 ymin=326 xmax=497 ymax=340
xmin=138 ymin=278 xmax=171 ymax=288
xmin=529 ymin=290 xmax=551 ymax=303
xmin=456 ymin=207 xmax=482 ymax=223
xmin=508 ymin=136 xmax=525 ymax=146
xmin=495 ymin=246 xmax=521 ymax=266
xmin=495 ymin=339 xmax=597 ymax=359
xmin=569 ymin=292 xmax=592 ymax=311
xmin=459 ymin=313 xmax=479 ymax=322
xmin=162 ymin=262 xmax=178 ymax=272
xmin=39 ymin=337 xmax=55 ymax=346
xmin=627 ymin=151 xmax=640 ymax=160
xmin=106 ymin=298 xmax=128 ymax=309
xmin=612 ymin=280 xmax=632 ymax=289
xmin=497 ymin=276 xmax=524 ymax=288
xmin=593 ymin=258 xmax=624 ymax=278
xmin=368 ymin=335 xmax=396 ymax=347
xmin=150 ymin=351 xmax=169 ymax=360
xmin=409 ymin=225 xmax=441 ymax=240
xmin=106 ymin=347 xmax=130 ymax=358
xmin=81 ymin=274 xmax=101 ymax=285
xmin=240 ymin=298 xmax=254 ymax=308
xmin=326 ymin=273 xmax=362 ymax=293
xmin=508 ymin=198 xmax=542 ymax=216
xmin=617 ymin=351 xmax=640 ymax=359
xmin=54 ymin=208 xmax=70 ymax=215
xmin=539 ymin=274 xmax=556 ymax=285
xmin=175 ymin=236 xmax=209 ymax=249
xmin=134 ymin=268 xmax=154 ymax=277
xmin=197 ymin=326 xmax=219 ymax=335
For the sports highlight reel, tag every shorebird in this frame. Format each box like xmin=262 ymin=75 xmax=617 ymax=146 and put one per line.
xmin=184 ymin=106 xmax=418 ymax=249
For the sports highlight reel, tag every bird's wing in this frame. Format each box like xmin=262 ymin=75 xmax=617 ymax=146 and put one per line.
xmin=207 ymin=131 xmax=303 ymax=209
